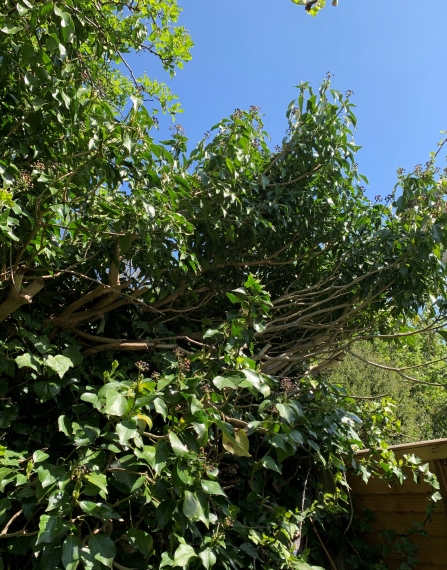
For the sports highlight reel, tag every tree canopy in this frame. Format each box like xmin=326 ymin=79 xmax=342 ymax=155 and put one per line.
xmin=1 ymin=1 xmax=447 ymax=569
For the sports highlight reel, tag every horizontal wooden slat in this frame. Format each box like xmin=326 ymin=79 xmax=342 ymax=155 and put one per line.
xmin=348 ymin=473 xmax=433 ymax=495
xmin=363 ymin=533 xmax=447 ymax=565
xmin=355 ymin=438 xmax=447 ymax=462
xmin=385 ymin=559 xmax=447 ymax=570
xmin=353 ymin=493 xmax=442 ymax=513
xmin=360 ymin=511 xmax=447 ymax=537
xmin=350 ymin=441 xmax=447 ymax=568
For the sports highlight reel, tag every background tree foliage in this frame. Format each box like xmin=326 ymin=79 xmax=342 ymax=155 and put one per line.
xmin=1 ymin=1 xmax=447 ymax=569
xmin=330 ymin=328 xmax=447 ymax=444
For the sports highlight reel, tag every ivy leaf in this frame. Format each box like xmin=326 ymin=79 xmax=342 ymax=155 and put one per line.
xmin=79 ymin=501 xmax=119 ymax=521
xmin=85 ymin=473 xmax=108 ymax=497
xmin=62 ymin=347 xmax=84 ymax=366
xmin=154 ymin=397 xmax=168 ymax=419
xmin=222 ymin=429 xmax=251 ymax=457
xmin=173 ymin=543 xmax=196 ymax=567
xmin=36 ymin=514 xmax=66 ymax=544
xmin=240 ymin=369 xmax=270 ymax=397
xmin=201 ymin=480 xmax=226 ymax=496
xmin=126 ymin=528 xmax=153 ymax=556
xmin=276 ymin=403 xmax=297 ymax=425
xmin=33 ymin=450 xmax=50 ymax=463
xmin=156 ymin=498 xmax=176 ymax=529
xmin=169 ymin=432 xmax=189 ymax=458
xmin=44 ymin=355 xmax=74 ymax=378
xmin=199 ymin=548 xmax=217 ymax=569
xmin=58 ymin=415 xmax=72 ymax=437
xmin=35 ymin=381 xmax=61 ymax=402
xmin=104 ymin=392 xmax=128 ymax=416
xmin=260 ymin=455 xmax=282 ymax=474
xmin=15 ymin=353 xmax=41 ymax=372
xmin=62 ymin=535 xmax=82 ymax=570
xmin=212 ymin=375 xmax=242 ymax=390
xmin=116 ymin=420 xmax=138 ymax=445
xmin=88 ymin=534 xmax=116 ymax=567
xmin=175 ymin=461 xmax=195 ymax=486
xmin=183 ymin=490 xmax=203 ymax=520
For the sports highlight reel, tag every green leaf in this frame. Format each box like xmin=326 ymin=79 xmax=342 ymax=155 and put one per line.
xmin=116 ymin=420 xmax=138 ymax=445
xmin=222 ymin=429 xmax=251 ymax=457
xmin=15 ymin=353 xmax=41 ymax=372
xmin=62 ymin=535 xmax=82 ymax=570
xmin=44 ymin=355 xmax=74 ymax=378
xmin=1 ymin=25 xmax=23 ymax=34
xmin=431 ymin=491 xmax=443 ymax=502
xmin=80 ymin=392 xmax=101 ymax=410
xmin=173 ymin=543 xmax=196 ymax=567
xmin=62 ymin=347 xmax=84 ymax=366
xmin=33 ymin=450 xmax=50 ymax=463
xmin=260 ymin=455 xmax=282 ymax=473
xmin=104 ymin=392 xmax=128 ymax=416
xmin=174 ymin=461 xmax=195 ymax=486
xmin=212 ymin=375 xmax=241 ymax=390
xmin=160 ymin=551 xmax=174 ymax=568
xmin=276 ymin=403 xmax=297 ymax=425
xmin=37 ymin=465 xmax=66 ymax=488
xmin=201 ymin=480 xmax=226 ymax=496
xmin=85 ymin=473 xmax=108 ymax=497
xmin=199 ymin=548 xmax=217 ymax=569
xmin=153 ymin=397 xmax=168 ymax=419
xmin=240 ymin=369 xmax=270 ymax=396
xmin=36 ymin=514 xmax=66 ymax=544
xmin=35 ymin=381 xmax=61 ymax=402
xmin=79 ymin=501 xmax=119 ymax=521
xmin=240 ymin=542 xmax=261 ymax=559
xmin=169 ymin=432 xmax=189 ymax=458
xmin=126 ymin=528 xmax=153 ymax=556
xmin=183 ymin=490 xmax=204 ymax=521
xmin=156 ymin=498 xmax=176 ymax=529
xmin=88 ymin=534 xmax=116 ymax=567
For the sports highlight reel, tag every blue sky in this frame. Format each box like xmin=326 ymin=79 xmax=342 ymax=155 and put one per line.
xmin=129 ymin=0 xmax=447 ymax=199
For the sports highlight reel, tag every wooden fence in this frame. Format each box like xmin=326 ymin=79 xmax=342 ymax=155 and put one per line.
xmin=347 ymin=439 xmax=447 ymax=569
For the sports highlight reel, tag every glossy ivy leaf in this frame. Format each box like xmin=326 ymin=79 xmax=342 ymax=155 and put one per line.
xmin=88 ymin=534 xmax=116 ymax=567
xmin=104 ymin=392 xmax=128 ymax=416
xmin=79 ymin=501 xmax=120 ymax=521
xmin=33 ymin=450 xmax=50 ymax=463
xmin=85 ymin=473 xmax=108 ymax=497
xmin=169 ymin=432 xmax=189 ymax=458
xmin=173 ymin=543 xmax=196 ymax=567
xmin=212 ymin=375 xmax=241 ymax=390
xmin=116 ymin=420 xmax=138 ymax=445
xmin=201 ymin=480 xmax=226 ymax=496
xmin=126 ymin=527 xmax=153 ymax=556
xmin=182 ymin=490 xmax=204 ymax=521
xmin=240 ymin=369 xmax=270 ymax=397
xmin=276 ymin=403 xmax=297 ymax=425
xmin=36 ymin=514 xmax=67 ymax=544
xmin=15 ymin=353 xmax=41 ymax=372
xmin=44 ymin=355 xmax=74 ymax=378
xmin=198 ymin=548 xmax=217 ymax=569
xmin=62 ymin=535 xmax=82 ymax=570
xmin=260 ymin=455 xmax=282 ymax=474
xmin=222 ymin=429 xmax=251 ymax=457
xmin=154 ymin=397 xmax=168 ymax=419
xmin=34 ymin=381 xmax=61 ymax=402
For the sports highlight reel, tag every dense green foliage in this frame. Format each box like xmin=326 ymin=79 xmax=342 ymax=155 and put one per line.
xmin=291 ymin=0 xmax=337 ymax=17
xmin=1 ymin=1 xmax=447 ymax=569
xmin=330 ymin=330 xmax=447 ymax=444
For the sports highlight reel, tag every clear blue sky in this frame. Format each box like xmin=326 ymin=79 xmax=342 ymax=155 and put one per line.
xmin=129 ymin=0 xmax=447 ymax=199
